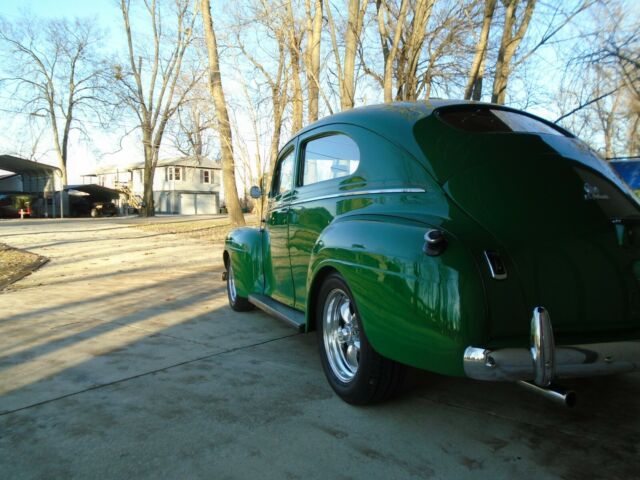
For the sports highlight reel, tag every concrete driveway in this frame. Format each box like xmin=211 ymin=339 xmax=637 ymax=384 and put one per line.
xmin=1 ymin=217 xmax=638 ymax=479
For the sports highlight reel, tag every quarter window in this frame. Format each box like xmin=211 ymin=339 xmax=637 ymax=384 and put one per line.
xmin=272 ymin=149 xmax=295 ymax=196
xmin=302 ymin=134 xmax=360 ymax=186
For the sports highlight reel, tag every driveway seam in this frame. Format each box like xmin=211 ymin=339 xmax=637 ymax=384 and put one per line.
xmin=0 ymin=331 xmax=300 ymax=417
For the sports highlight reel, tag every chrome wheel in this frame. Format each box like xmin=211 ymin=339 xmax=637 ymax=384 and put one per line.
xmin=323 ymin=288 xmax=360 ymax=383
xmin=228 ymin=264 xmax=237 ymax=303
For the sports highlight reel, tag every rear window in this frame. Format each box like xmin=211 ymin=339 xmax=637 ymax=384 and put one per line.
xmin=437 ymin=107 xmax=566 ymax=136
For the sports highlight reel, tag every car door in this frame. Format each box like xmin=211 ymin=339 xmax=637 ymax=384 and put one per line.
xmin=288 ymin=128 xmax=362 ymax=310
xmin=263 ymin=143 xmax=297 ymax=306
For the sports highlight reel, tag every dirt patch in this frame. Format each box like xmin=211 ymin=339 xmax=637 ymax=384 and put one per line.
xmin=0 ymin=244 xmax=48 ymax=290
xmin=132 ymin=215 xmax=259 ymax=243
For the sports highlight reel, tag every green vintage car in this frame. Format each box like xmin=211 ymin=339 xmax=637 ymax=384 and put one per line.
xmin=223 ymin=100 xmax=640 ymax=406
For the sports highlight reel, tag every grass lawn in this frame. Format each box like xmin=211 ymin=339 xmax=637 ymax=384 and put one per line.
xmin=0 ymin=244 xmax=48 ymax=290
xmin=131 ymin=214 xmax=259 ymax=243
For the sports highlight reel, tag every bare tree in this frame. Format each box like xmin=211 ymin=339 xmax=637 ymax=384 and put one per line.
xmin=304 ymin=0 xmax=323 ymax=122
xmin=464 ymin=0 xmax=497 ymax=100
xmin=377 ymin=0 xmax=410 ymax=102
xmin=115 ymin=0 xmax=198 ymax=216
xmin=235 ymin=1 xmax=290 ymax=174
xmin=491 ymin=0 xmax=536 ymax=104
xmin=327 ymin=0 xmax=368 ymax=110
xmin=0 ymin=16 xmax=107 ymax=185
xmin=201 ymin=0 xmax=246 ymax=226
xmin=285 ymin=1 xmax=304 ymax=132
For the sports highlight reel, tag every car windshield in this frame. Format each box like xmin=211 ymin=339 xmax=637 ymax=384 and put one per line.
xmin=436 ymin=107 xmax=566 ymax=136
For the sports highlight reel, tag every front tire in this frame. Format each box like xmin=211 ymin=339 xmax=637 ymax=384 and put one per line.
xmin=226 ymin=263 xmax=253 ymax=312
xmin=317 ymin=273 xmax=405 ymax=404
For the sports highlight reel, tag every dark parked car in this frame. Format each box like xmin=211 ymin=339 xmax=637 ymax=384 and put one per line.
xmin=223 ymin=100 xmax=640 ymax=406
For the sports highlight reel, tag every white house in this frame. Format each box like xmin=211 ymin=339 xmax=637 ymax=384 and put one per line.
xmin=85 ymin=157 xmax=223 ymax=215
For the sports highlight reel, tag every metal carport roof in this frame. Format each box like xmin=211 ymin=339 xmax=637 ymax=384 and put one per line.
xmin=0 ymin=154 xmax=64 ymax=218
xmin=0 ymin=155 xmax=61 ymax=175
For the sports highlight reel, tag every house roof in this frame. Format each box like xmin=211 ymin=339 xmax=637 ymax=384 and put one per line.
xmin=0 ymin=155 xmax=61 ymax=176
xmin=94 ymin=156 xmax=222 ymax=174
xmin=610 ymin=160 xmax=640 ymax=189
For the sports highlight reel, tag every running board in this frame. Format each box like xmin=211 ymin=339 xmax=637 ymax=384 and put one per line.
xmin=248 ymin=294 xmax=306 ymax=332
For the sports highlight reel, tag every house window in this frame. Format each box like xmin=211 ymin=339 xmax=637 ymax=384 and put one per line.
xmin=201 ymin=169 xmax=211 ymax=184
xmin=167 ymin=166 xmax=183 ymax=181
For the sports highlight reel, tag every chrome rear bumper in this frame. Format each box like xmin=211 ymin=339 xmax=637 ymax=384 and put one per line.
xmin=463 ymin=307 xmax=640 ymax=386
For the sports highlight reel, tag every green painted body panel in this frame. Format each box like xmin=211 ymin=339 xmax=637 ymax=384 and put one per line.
xmin=225 ymin=227 xmax=263 ymax=298
xmin=224 ymin=100 xmax=640 ymax=378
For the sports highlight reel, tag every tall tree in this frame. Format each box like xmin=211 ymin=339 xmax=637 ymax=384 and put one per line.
xmin=327 ymin=0 xmax=368 ymax=110
xmin=115 ymin=0 xmax=198 ymax=217
xmin=286 ymin=0 xmax=304 ymax=133
xmin=304 ymin=0 xmax=323 ymax=122
xmin=491 ymin=0 xmax=536 ymax=104
xmin=235 ymin=1 xmax=290 ymax=174
xmin=0 ymin=16 xmax=107 ymax=185
xmin=201 ymin=0 xmax=245 ymax=226
xmin=378 ymin=0 xmax=410 ymax=103
xmin=464 ymin=0 xmax=497 ymax=101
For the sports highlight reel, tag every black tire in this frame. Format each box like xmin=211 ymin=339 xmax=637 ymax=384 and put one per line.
xmin=316 ymin=273 xmax=406 ymax=404
xmin=226 ymin=263 xmax=254 ymax=312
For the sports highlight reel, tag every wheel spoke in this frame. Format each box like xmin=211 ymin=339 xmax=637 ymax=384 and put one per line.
xmin=339 ymin=300 xmax=352 ymax=325
xmin=346 ymin=344 xmax=359 ymax=369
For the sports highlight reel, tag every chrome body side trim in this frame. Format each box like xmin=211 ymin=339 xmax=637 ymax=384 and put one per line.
xmin=288 ymin=188 xmax=426 ymax=207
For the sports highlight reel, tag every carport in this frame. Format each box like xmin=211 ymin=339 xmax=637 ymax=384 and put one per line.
xmin=0 ymin=154 xmax=63 ymax=218
xmin=65 ymin=184 xmax=120 ymax=216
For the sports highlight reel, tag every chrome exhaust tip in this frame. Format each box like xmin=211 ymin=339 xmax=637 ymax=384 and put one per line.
xmin=517 ymin=380 xmax=577 ymax=408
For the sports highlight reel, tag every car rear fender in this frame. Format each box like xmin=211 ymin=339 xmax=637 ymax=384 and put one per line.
xmin=306 ymin=215 xmax=486 ymax=376
xmin=224 ymin=227 xmax=263 ymax=298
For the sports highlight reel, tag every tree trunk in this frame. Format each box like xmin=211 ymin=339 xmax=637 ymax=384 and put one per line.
xmin=491 ymin=0 xmax=536 ymax=104
xmin=383 ymin=0 xmax=409 ymax=103
xmin=305 ymin=0 xmax=323 ymax=122
xmin=142 ymin=127 xmax=155 ymax=216
xmin=201 ymin=0 xmax=245 ymax=226
xmin=287 ymin=1 xmax=303 ymax=133
xmin=464 ymin=0 xmax=496 ymax=101
xmin=341 ymin=0 xmax=367 ymax=110
xmin=401 ymin=0 xmax=435 ymax=101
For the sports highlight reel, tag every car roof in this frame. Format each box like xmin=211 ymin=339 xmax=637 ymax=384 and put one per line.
xmin=298 ymin=99 xmax=487 ymax=136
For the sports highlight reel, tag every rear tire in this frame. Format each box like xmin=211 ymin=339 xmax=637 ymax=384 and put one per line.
xmin=316 ymin=272 xmax=405 ymax=404
xmin=226 ymin=263 xmax=254 ymax=312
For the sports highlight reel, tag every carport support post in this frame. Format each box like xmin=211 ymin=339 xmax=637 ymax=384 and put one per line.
xmin=60 ymin=171 xmax=64 ymax=218
xmin=51 ymin=176 xmax=56 ymax=219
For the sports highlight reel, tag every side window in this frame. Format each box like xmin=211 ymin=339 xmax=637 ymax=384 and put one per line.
xmin=271 ymin=149 xmax=295 ymax=197
xmin=302 ymin=134 xmax=360 ymax=186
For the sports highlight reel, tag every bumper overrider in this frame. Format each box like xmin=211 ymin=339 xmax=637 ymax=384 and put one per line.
xmin=464 ymin=307 xmax=640 ymax=386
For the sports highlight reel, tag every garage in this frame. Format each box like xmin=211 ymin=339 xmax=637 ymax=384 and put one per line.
xmin=178 ymin=192 xmax=218 ymax=215
xmin=196 ymin=192 xmax=218 ymax=214
xmin=179 ymin=193 xmax=196 ymax=215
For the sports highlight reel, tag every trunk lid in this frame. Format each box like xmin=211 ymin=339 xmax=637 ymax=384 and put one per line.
xmin=443 ymin=132 xmax=640 ymax=340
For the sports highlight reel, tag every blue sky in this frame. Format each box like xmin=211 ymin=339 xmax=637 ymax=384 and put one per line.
xmin=0 ymin=1 xmax=637 ymax=182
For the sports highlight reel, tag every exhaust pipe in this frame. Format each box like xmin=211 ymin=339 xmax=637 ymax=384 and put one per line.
xmin=517 ymin=380 xmax=577 ymax=408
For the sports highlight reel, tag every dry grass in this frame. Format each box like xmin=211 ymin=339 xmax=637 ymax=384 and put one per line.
xmin=132 ymin=215 xmax=259 ymax=243
xmin=0 ymin=244 xmax=48 ymax=290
